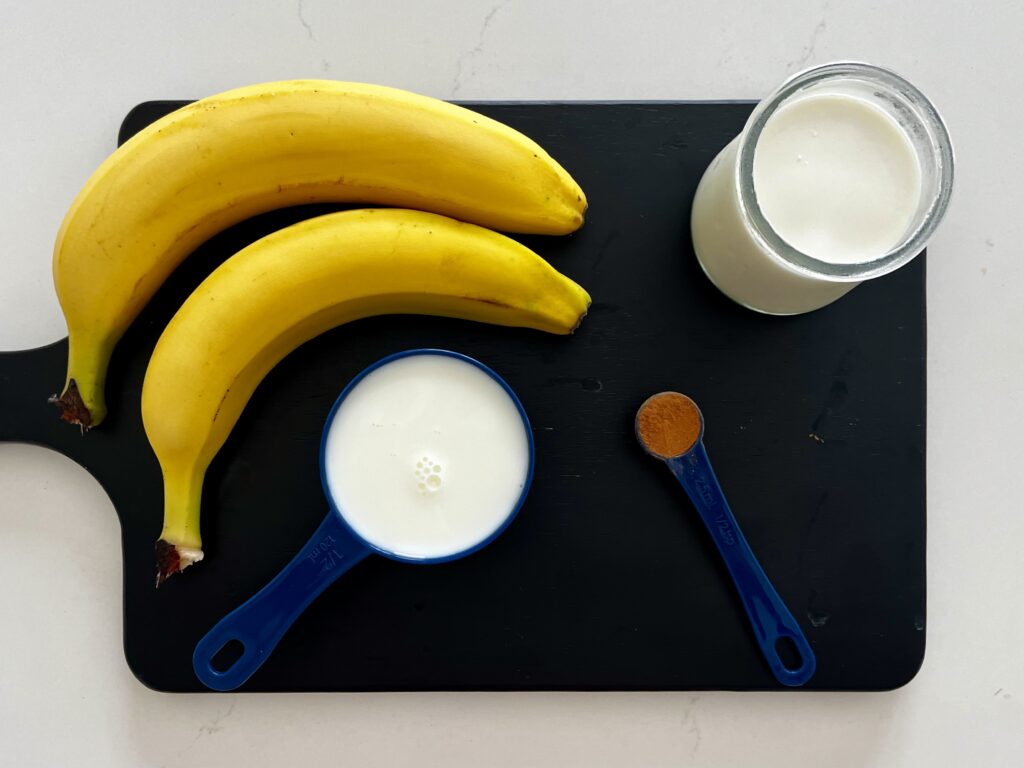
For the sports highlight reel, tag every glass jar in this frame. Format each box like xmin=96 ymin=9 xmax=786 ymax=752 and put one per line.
xmin=690 ymin=62 xmax=955 ymax=315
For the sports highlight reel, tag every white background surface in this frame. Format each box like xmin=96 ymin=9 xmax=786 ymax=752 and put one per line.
xmin=1 ymin=1 xmax=1021 ymax=765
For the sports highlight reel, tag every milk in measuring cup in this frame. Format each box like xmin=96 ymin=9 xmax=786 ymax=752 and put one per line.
xmin=322 ymin=354 xmax=530 ymax=560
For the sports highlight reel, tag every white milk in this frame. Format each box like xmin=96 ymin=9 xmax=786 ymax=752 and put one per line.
xmin=323 ymin=354 xmax=530 ymax=560
xmin=691 ymin=88 xmax=929 ymax=314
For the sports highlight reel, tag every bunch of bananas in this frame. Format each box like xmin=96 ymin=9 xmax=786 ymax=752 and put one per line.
xmin=49 ymin=80 xmax=590 ymax=584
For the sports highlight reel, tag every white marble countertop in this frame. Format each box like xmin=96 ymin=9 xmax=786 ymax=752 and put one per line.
xmin=1 ymin=1 xmax=1021 ymax=765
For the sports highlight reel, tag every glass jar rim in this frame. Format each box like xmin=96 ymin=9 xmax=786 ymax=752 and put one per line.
xmin=736 ymin=61 xmax=955 ymax=282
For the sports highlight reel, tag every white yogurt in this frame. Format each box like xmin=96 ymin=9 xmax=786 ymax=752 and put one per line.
xmin=753 ymin=94 xmax=922 ymax=265
xmin=691 ymin=64 xmax=952 ymax=315
xmin=323 ymin=354 xmax=530 ymax=560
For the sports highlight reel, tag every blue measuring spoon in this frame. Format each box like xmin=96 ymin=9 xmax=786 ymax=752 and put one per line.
xmin=635 ymin=392 xmax=816 ymax=686
xmin=193 ymin=349 xmax=535 ymax=691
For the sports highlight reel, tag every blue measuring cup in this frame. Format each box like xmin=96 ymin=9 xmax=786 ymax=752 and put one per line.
xmin=193 ymin=349 xmax=535 ymax=691
xmin=635 ymin=392 xmax=816 ymax=686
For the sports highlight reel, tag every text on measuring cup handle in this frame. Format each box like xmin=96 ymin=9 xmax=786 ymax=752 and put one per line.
xmin=306 ymin=534 xmax=347 ymax=573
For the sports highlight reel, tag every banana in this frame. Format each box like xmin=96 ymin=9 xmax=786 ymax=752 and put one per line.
xmin=143 ymin=208 xmax=590 ymax=584
xmin=51 ymin=79 xmax=587 ymax=428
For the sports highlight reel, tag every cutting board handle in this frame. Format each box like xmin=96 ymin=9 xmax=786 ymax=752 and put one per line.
xmin=0 ymin=339 xmax=74 ymax=447
xmin=0 ymin=336 xmax=132 ymax=483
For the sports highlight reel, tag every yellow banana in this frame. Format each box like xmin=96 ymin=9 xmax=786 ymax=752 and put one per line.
xmin=52 ymin=80 xmax=587 ymax=427
xmin=142 ymin=209 xmax=590 ymax=584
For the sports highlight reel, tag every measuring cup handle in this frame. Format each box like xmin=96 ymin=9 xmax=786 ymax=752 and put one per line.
xmin=193 ymin=513 xmax=371 ymax=691
xmin=668 ymin=445 xmax=816 ymax=687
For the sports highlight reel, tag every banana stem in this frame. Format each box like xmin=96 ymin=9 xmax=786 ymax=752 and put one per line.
xmin=50 ymin=332 xmax=112 ymax=428
xmin=156 ymin=467 xmax=206 ymax=586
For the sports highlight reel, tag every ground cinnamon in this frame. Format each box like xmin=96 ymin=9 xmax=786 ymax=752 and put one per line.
xmin=636 ymin=392 xmax=702 ymax=458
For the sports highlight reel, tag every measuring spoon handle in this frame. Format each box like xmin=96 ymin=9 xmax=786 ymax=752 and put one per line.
xmin=193 ymin=512 xmax=371 ymax=691
xmin=667 ymin=444 xmax=816 ymax=686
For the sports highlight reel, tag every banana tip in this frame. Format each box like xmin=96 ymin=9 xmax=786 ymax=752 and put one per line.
xmin=49 ymin=379 xmax=93 ymax=429
xmin=570 ymin=301 xmax=591 ymax=334
xmin=155 ymin=539 xmax=204 ymax=587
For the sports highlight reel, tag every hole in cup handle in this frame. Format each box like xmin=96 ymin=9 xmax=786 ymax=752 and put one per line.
xmin=769 ymin=632 xmax=817 ymax=687
xmin=210 ymin=638 xmax=246 ymax=673
xmin=194 ymin=628 xmax=261 ymax=691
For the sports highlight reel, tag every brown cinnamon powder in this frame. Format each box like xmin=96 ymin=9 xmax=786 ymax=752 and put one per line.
xmin=636 ymin=392 xmax=702 ymax=458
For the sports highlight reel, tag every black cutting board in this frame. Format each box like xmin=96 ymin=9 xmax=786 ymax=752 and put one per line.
xmin=0 ymin=101 xmax=925 ymax=691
